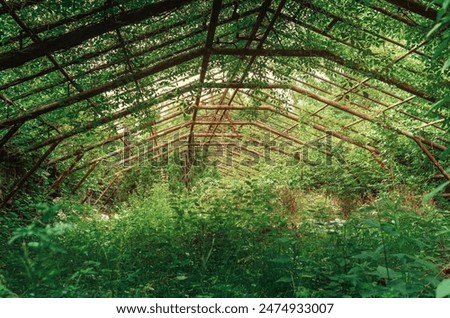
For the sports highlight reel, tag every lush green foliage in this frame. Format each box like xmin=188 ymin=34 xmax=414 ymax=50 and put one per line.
xmin=1 ymin=167 xmax=449 ymax=298
xmin=428 ymin=0 xmax=450 ymax=127
xmin=0 ymin=0 xmax=449 ymax=299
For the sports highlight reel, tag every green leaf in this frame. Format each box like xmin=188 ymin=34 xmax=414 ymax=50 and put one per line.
xmin=271 ymin=256 xmax=291 ymax=264
xmin=439 ymin=146 xmax=450 ymax=161
xmin=444 ymin=0 xmax=450 ymax=11
xmin=423 ymin=181 xmax=450 ymax=204
xmin=352 ymin=250 xmax=380 ymax=260
xmin=176 ymin=275 xmax=188 ymax=281
xmin=276 ymin=276 xmax=292 ymax=283
xmin=390 ymin=280 xmax=407 ymax=295
xmin=427 ymin=23 xmax=442 ymax=38
xmin=442 ymin=57 xmax=450 ymax=72
xmin=432 ymin=96 xmax=450 ymax=112
xmin=364 ymin=219 xmax=381 ymax=228
xmin=436 ymin=279 xmax=450 ymax=298
xmin=411 ymin=257 xmax=438 ymax=271
xmin=377 ymin=266 xmax=401 ymax=279
xmin=360 ymin=206 xmax=376 ymax=213
xmin=433 ymin=37 xmax=450 ymax=59
xmin=435 ymin=228 xmax=450 ymax=236
xmin=380 ymin=223 xmax=399 ymax=236
xmin=276 ymin=237 xmax=293 ymax=243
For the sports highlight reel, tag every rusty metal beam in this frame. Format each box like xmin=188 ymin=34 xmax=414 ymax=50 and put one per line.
xmin=364 ymin=3 xmax=417 ymax=26
xmin=317 ymin=63 xmax=448 ymax=128
xmin=413 ymin=138 xmax=450 ymax=180
xmin=0 ymin=49 xmax=203 ymax=130
xmin=0 ymin=0 xmax=195 ymax=70
xmin=1 ymin=141 xmax=59 ymax=209
xmin=0 ymin=0 xmax=43 ymax=14
xmin=50 ymin=152 xmax=84 ymax=191
xmin=209 ymin=48 xmax=439 ymax=103
xmin=384 ymin=0 xmax=437 ymax=20
xmin=94 ymin=175 xmax=119 ymax=205
xmin=74 ymin=122 xmax=192 ymax=172
xmin=187 ymin=0 xmax=223 ymax=169
xmin=208 ymin=0 xmax=285 ymax=139
xmin=4 ymin=2 xmax=117 ymax=45
xmin=0 ymin=4 xmax=257 ymax=93
xmin=198 ymin=105 xmax=380 ymax=154
xmin=204 ymin=82 xmax=446 ymax=151
xmin=206 ymin=0 xmax=273 ymax=138
xmin=72 ymin=162 xmax=98 ymax=193
xmin=0 ymin=0 xmax=104 ymax=126
xmin=0 ymin=123 xmax=22 ymax=149
xmin=46 ymin=88 xmax=218 ymax=164
xmin=27 ymin=82 xmax=197 ymax=150
xmin=277 ymin=6 xmax=429 ymax=58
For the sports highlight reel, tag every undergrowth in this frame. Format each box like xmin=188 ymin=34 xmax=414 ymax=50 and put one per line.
xmin=1 ymin=175 xmax=449 ymax=298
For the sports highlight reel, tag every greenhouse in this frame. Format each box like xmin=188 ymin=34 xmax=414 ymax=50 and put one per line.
xmin=0 ymin=0 xmax=449 ymax=298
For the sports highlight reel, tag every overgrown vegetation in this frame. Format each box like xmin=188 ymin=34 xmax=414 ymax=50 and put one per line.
xmin=1 ymin=0 xmax=450 ymax=299
xmin=1 ymin=159 xmax=449 ymax=298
